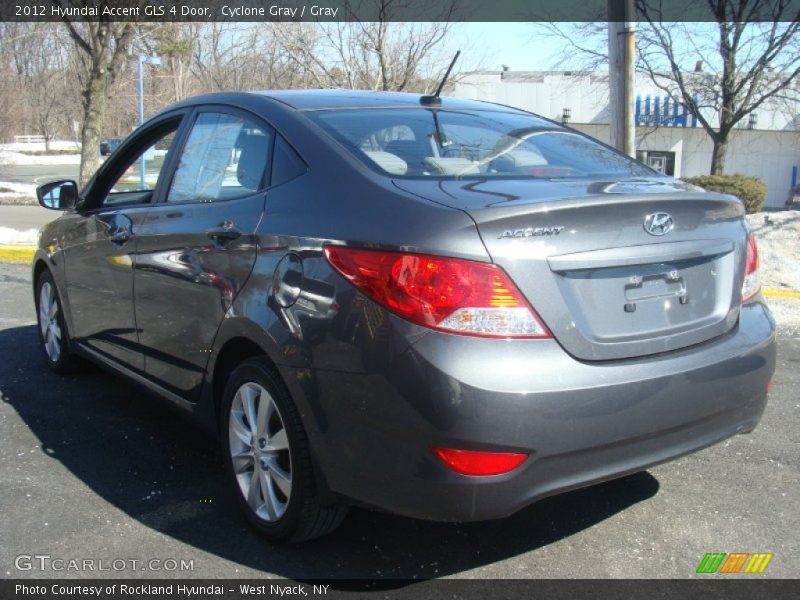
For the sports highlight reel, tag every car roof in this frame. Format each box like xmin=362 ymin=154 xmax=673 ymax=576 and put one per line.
xmin=250 ymin=89 xmax=529 ymax=113
xmin=156 ymin=90 xmax=559 ymax=133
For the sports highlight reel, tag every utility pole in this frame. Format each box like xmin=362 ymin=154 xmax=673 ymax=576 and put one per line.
xmin=608 ymin=0 xmax=636 ymax=157
xmin=137 ymin=54 xmax=161 ymax=190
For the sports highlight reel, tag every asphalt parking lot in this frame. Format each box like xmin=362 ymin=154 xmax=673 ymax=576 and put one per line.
xmin=0 ymin=164 xmax=79 ymax=186
xmin=0 ymin=262 xmax=797 ymax=580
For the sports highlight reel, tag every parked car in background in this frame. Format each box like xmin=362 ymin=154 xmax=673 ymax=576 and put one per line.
xmin=32 ymin=90 xmax=776 ymax=542
xmin=100 ymin=137 xmax=123 ymax=156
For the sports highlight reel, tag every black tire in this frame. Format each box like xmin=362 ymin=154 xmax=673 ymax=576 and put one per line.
xmin=35 ymin=270 xmax=83 ymax=374
xmin=220 ymin=357 xmax=347 ymax=542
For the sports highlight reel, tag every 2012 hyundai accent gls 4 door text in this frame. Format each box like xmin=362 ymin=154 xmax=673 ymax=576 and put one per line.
xmin=32 ymin=90 xmax=776 ymax=541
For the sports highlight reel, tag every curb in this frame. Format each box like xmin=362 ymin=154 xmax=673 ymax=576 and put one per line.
xmin=764 ymin=288 xmax=800 ymax=299
xmin=0 ymin=245 xmax=799 ymax=301
xmin=0 ymin=245 xmax=35 ymax=262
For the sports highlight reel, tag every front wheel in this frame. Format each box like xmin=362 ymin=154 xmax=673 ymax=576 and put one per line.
xmin=220 ymin=358 xmax=347 ymax=542
xmin=35 ymin=270 xmax=83 ymax=374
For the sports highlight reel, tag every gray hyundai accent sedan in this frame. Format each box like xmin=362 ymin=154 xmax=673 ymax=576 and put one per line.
xmin=32 ymin=90 xmax=776 ymax=541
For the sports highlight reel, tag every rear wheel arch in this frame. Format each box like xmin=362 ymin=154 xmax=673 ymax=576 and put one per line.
xmin=208 ymin=314 xmax=294 ymax=420
xmin=212 ymin=336 xmax=272 ymax=426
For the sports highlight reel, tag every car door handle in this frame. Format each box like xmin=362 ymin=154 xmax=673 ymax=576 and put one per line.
xmin=109 ymin=227 xmax=131 ymax=244
xmin=206 ymin=224 xmax=242 ymax=242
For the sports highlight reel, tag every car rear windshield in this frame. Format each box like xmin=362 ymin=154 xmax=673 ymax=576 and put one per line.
xmin=306 ymin=108 xmax=654 ymax=179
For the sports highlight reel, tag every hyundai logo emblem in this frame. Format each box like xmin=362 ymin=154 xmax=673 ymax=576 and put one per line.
xmin=644 ymin=212 xmax=674 ymax=236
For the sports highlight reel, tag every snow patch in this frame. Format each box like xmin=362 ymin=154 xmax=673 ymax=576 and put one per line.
xmin=0 ymin=181 xmax=37 ymax=206
xmin=0 ymin=181 xmax=36 ymax=195
xmin=0 ymin=226 xmax=39 ymax=245
xmin=747 ymin=211 xmax=800 ymax=291
xmin=0 ymin=150 xmax=81 ymax=165
xmin=1 ymin=140 xmax=79 ymax=152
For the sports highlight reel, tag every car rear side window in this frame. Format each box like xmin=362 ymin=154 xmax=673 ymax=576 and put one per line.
xmin=168 ymin=112 xmax=273 ymax=203
xmin=307 ymin=108 xmax=654 ymax=179
xmin=270 ymin=135 xmax=307 ymax=187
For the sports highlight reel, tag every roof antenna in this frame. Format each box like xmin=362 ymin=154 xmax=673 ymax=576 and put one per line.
xmin=420 ymin=50 xmax=460 ymax=106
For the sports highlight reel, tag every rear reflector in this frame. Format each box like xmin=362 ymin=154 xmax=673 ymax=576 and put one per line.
xmin=434 ymin=447 xmax=528 ymax=476
xmin=324 ymin=246 xmax=550 ymax=338
xmin=741 ymin=232 xmax=760 ymax=303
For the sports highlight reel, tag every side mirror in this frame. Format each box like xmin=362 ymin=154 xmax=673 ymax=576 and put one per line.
xmin=37 ymin=180 xmax=79 ymax=210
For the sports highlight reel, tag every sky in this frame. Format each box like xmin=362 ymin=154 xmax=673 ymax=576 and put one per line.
xmin=447 ymin=23 xmax=586 ymax=72
xmin=442 ymin=22 xmax=789 ymax=74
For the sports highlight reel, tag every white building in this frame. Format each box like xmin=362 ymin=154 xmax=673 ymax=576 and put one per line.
xmin=453 ymin=71 xmax=800 ymax=208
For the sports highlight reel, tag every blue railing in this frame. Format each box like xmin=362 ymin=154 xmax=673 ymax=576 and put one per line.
xmin=635 ymin=95 xmax=698 ymax=127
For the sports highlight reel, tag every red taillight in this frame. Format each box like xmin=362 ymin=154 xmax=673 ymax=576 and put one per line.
xmin=434 ymin=447 xmax=529 ymax=476
xmin=742 ymin=233 xmax=760 ymax=303
xmin=324 ymin=246 xmax=550 ymax=338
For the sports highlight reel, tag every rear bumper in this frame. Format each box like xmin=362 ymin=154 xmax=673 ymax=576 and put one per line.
xmin=284 ymin=301 xmax=776 ymax=522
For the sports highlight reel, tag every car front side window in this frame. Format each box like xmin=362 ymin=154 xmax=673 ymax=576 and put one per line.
xmin=101 ymin=125 xmax=179 ymax=208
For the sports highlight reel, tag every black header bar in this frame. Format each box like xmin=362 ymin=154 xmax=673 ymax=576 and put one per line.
xmin=3 ymin=579 xmax=800 ymax=600
xmin=2 ymin=0 xmax=799 ymax=22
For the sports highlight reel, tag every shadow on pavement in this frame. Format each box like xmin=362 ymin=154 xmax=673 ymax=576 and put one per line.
xmin=1 ymin=324 xmax=660 ymax=583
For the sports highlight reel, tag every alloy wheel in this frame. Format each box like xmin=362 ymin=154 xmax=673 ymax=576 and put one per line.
xmin=38 ymin=281 xmax=61 ymax=363
xmin=228 ymin=382 xmax=292 ymax=522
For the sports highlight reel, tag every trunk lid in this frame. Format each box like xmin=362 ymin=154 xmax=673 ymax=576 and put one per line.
xmin=395 ymin=177 xmax=748 ymax=360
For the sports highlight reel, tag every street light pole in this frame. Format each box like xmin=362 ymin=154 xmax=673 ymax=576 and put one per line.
xmin=137 ymin=54 xmax=161 ymax=190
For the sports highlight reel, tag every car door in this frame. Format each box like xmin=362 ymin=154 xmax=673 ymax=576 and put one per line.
xmin=133 ymin=107 xmax=274 ymax=400
xmin=63 ymin=113 xmax=187 ymax=370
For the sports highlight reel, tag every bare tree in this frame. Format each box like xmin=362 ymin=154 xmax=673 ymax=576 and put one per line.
xmin=0 ymin=23 xmax=40 ymax=143
xmin=7 ymin=24 xmax=72 ymax=150
xmin=145 ymin=23 xmax=195 ymax=103
xmin=189 ymin=23 xmax=256 ymax=91
xmin=535 ymin=22 xmax=609 ymax=72
xmin=638 ymin=0 xmax=800 ymax=174
xmin=54 ymin=1 xmax=136 ymax=185
xmin=249 ymin=25 xmax=322 ymax=89
xmin=0 ymin=22 xmax=83 ymax=147
xmin=0 ymin=7 xmax=468 ymax=160
xmin=272 ymin=0 xmax=458 ymax=92
xmin=536 ymin=1 xmax=800 ymax=175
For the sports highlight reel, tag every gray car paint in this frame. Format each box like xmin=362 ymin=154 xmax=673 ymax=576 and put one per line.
xmin=394 ymin=178 xmax=748 ymax=360
xmin=32 ymin=90 xmax=776 ymax=522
